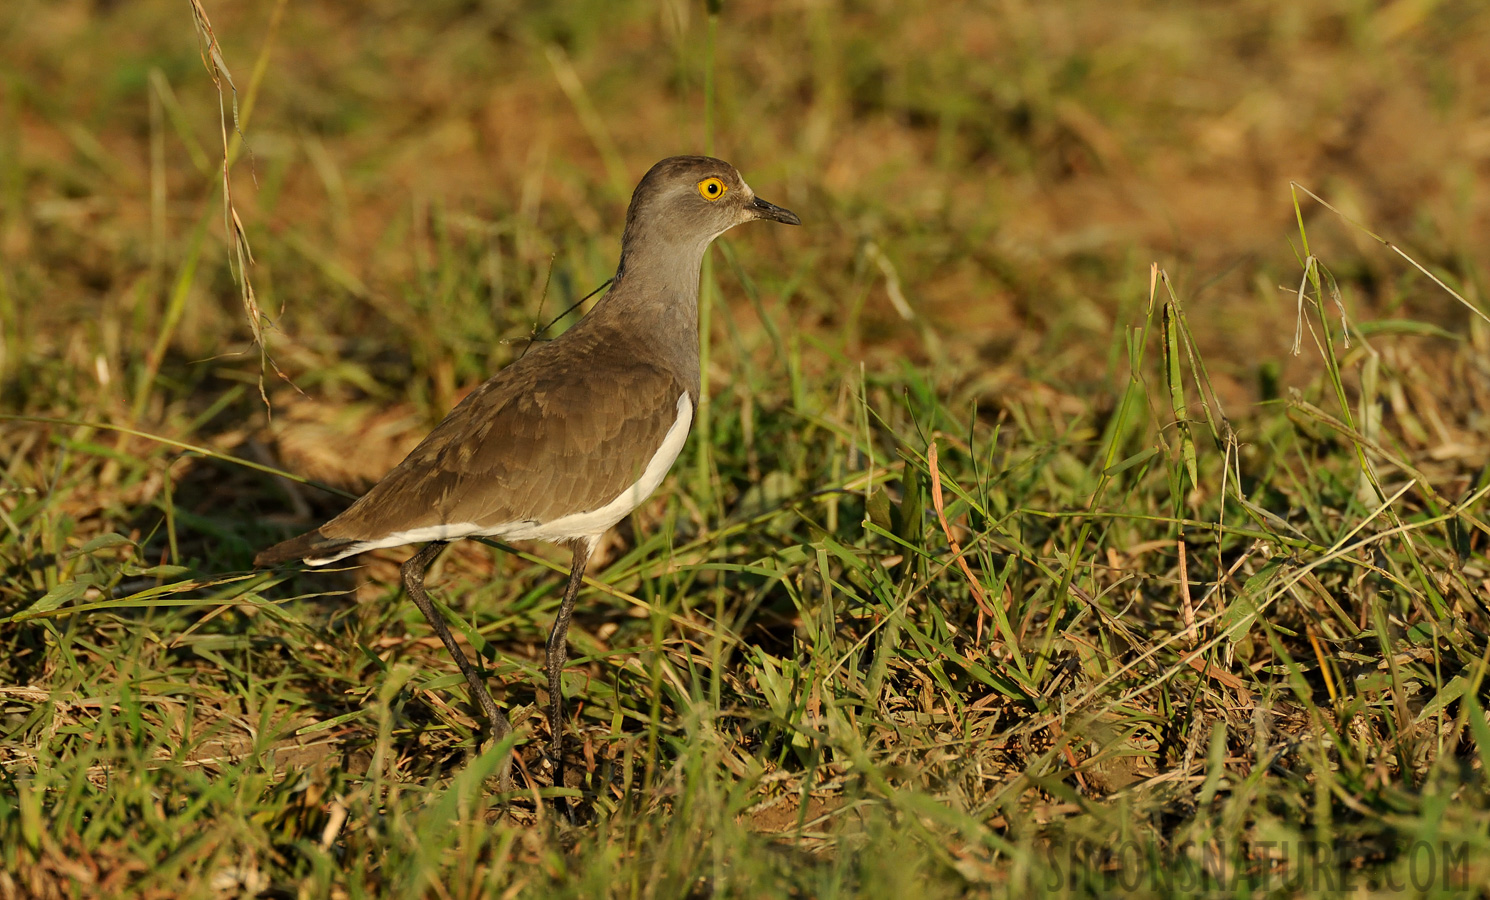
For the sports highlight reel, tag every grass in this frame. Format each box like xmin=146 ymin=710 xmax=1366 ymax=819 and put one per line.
xmin=4 ymin=0 xmax=1490 ymax=896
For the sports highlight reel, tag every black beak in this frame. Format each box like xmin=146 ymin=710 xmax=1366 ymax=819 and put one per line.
xmin=750 ymin=195 xmax=801 ymax=226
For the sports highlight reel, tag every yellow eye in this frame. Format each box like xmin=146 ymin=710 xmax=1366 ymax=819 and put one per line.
xmin=697 ymin=177 xmax=728 ymax=201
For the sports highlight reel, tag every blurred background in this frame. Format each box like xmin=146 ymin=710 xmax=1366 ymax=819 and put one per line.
xmin=5 ymin=0 xmax=1487 ymax=434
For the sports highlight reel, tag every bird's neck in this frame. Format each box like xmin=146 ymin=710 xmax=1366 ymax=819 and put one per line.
xmin=584 ymin=236 xmax=710 ymax=394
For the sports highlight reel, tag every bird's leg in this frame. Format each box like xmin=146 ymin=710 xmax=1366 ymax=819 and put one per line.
xmin=402 ymin=540 xmax=514 ymax=791
xmin=545 ymin=538 xmax=592 ymax=800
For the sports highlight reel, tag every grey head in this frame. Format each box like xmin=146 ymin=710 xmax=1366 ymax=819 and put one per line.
xmin=616 ymin=156 xmax=800 ymax=281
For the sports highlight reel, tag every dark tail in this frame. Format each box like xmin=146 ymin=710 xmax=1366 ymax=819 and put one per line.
xmin=253 ymin=529 xmax=357 ymax=567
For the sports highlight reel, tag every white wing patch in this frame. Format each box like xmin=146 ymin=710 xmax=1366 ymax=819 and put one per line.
xmin=305 ymin=392 xmax=694 ymax=565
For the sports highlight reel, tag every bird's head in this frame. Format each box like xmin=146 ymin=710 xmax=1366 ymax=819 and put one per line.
xmin=621 ymin=156 xmax=800 ymax=258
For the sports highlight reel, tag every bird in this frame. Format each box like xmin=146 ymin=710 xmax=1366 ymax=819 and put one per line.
xmin=254 ymin=155 xmax=800 ymax=795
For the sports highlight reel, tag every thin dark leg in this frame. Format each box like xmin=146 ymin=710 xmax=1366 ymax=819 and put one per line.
xmin=402 ymin=540 xmax=514 ymax=790
xmin=545 ymin=539 xmax=591 ymax=799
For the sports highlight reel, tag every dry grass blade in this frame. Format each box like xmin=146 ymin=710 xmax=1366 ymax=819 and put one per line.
xmin=926 ymin=440 xmax=997 ymax=635
xmin=186 ymin=0 xmax=294 ymax=410
xmin=1291 ymin=181 xmax=1490 ymax=329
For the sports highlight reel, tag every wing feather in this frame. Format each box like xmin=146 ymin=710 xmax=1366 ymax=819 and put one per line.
xmin=320 ymin=336 xmax=689 ymax=544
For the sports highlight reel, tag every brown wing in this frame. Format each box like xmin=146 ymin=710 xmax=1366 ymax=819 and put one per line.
xmin=319 ymin=337 xmax=689 ymax=544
